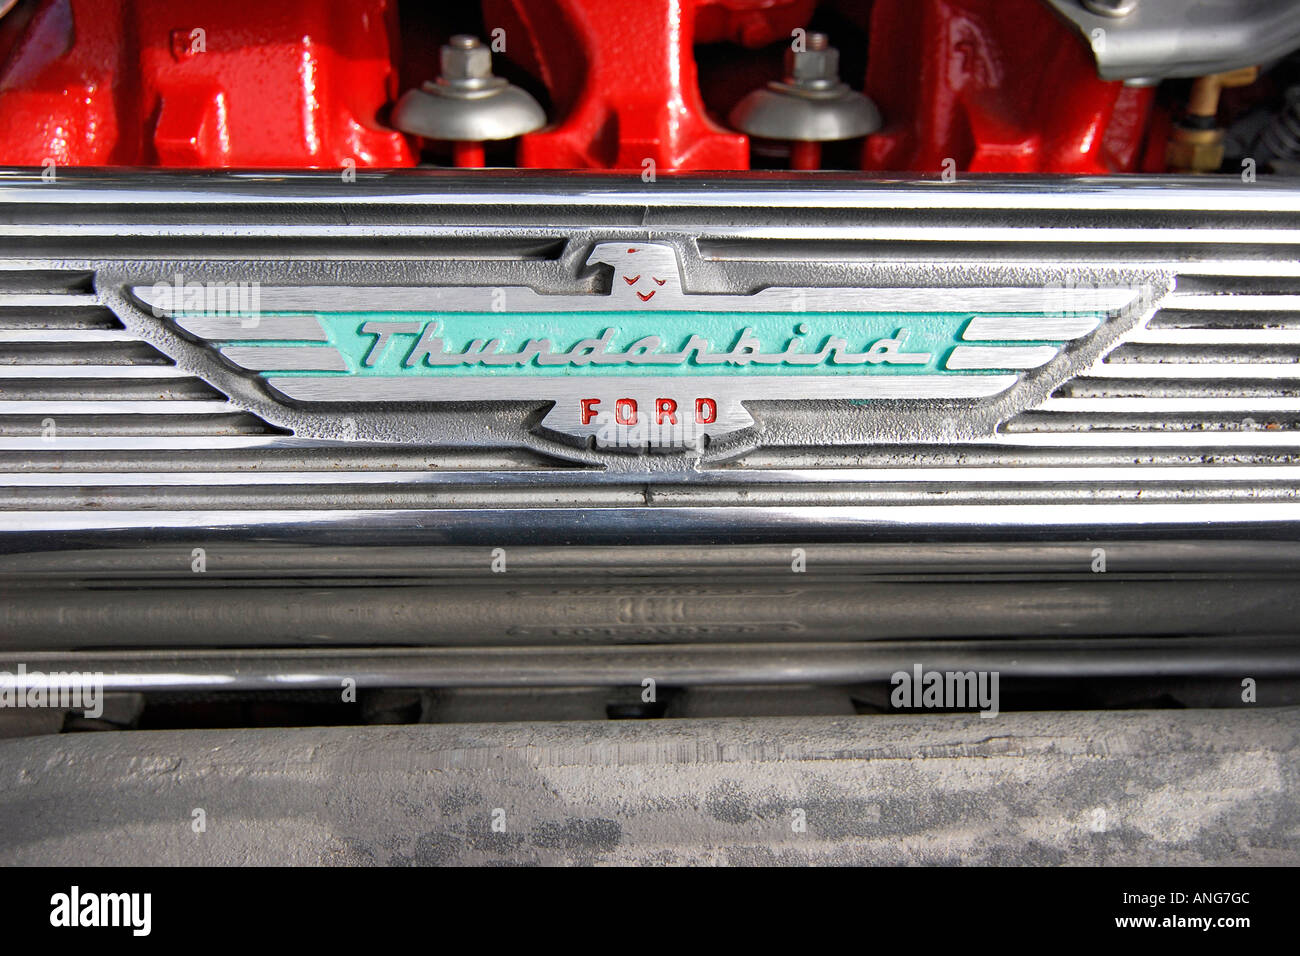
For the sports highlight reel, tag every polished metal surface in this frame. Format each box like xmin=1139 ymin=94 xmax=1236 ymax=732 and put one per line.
xmin=139 ymin=235 xmax=1133 ymax=447
xmin=1045 ymin=0 xmax=1300 ymax=81
xmin=3 ymin=537 xmax=1298 ymax=652
xmin=3 ymin=636 xmax=1296 ymax=692
xmin=1081 ymin=0 xmax=1139 ymax=17
xmin=0 ymin=169 xmax=1298 ymax=569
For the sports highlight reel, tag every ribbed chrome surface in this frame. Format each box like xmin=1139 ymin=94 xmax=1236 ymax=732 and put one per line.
xmin=0 ymin=171 xmax=1297 ymax=538
xmin=0 ymin=265 xmax=579 ymax=504
xmin=1003 ymin=273 xmax=1300 ymax=441
xmin=0 ymin=276 xmax=283 ymax=450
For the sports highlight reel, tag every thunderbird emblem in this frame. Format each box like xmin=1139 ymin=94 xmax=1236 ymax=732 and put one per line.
xmin=133 ymin=243 xmax=1145 ymax=450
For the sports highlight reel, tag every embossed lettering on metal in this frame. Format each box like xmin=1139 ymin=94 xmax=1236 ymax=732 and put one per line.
xmin=133 ymin=242 xmax=1142 ymax=447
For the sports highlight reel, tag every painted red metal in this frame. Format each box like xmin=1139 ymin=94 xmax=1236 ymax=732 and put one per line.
xmin=0 ymin=0 xmax=412 ymax=167
xmin=860 ymin=0 xmax=1156 ymax=174
xmin=0 ymin=0 xmax=1159 ymax=174
xmin=488 ymin=0 xmax=758 ymax=172
xmin=451 ymin=141 xmax=487 ymax=169
xmin=789 ymin=140 xmax=821 ymax=171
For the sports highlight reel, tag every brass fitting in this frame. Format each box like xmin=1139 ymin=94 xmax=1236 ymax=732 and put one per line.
xmin=1166 ymin=127 xmax=1227 ymax=174
xmin=1187 ymin=66 xmax=1260 ymax=118
xmin=1167 ymin=66 xmax=1259 ymax=174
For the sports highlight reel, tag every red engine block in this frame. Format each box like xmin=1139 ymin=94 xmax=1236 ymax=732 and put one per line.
xmin=0 ymin=0 xmax=1161 ymax=173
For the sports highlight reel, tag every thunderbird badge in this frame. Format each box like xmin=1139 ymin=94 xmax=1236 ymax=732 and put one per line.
xmin=133 ymin=242 xmax=1143 ymax=450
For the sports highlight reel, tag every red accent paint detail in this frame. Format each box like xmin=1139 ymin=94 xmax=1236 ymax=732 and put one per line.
xmin=789 ymin=140 xmax=822 ymax=170
xmin=623 ymin=275 xmax=641 ymax=284
xmin=452 ymin=141 xmax=486 ymax=168
xmin=655 ymin=398 xmax=678 ymax=424
xmin=636 ymin=290 xmax=656 ymax=301
xmin=652 ymin=277 xmax=667 ymax=285
xmin=615 ymin=398 xmax=638 ymax=425
xmin=580 ymin=398 xmax=601 ymax=425
xmin=695 ymin=398 xmax=718 ymax=424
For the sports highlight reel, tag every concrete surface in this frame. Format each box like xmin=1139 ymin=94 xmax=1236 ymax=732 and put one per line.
xmin=0 ymin=708 xmax=1296 ymax=865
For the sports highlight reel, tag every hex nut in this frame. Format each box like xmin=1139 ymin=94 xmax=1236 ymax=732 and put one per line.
xmin=787 ymin=47 xmax=839 ymax=85
xmin=440 ymin=36 xmax=493 ymax=83
xmin=1166 ymin=133 xmax=1225 ymax=173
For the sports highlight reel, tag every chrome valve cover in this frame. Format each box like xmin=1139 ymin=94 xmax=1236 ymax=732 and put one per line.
xmin=2 ymin=170 xmax=1300 ymax=652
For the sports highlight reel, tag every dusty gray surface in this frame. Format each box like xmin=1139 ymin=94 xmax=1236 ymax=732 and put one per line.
xmin=0 ymin=708 xmax=1296 ymax=865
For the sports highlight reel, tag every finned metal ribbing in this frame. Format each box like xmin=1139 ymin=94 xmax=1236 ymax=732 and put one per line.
xmin=0 ymin=285 xmax=280 ymax=443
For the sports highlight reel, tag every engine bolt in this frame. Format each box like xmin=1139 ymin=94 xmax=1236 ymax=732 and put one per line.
xmin=391 ymin=34 xmax=546 ymax=167
xmin=729 ymin=31 xmax=881 ymax=171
